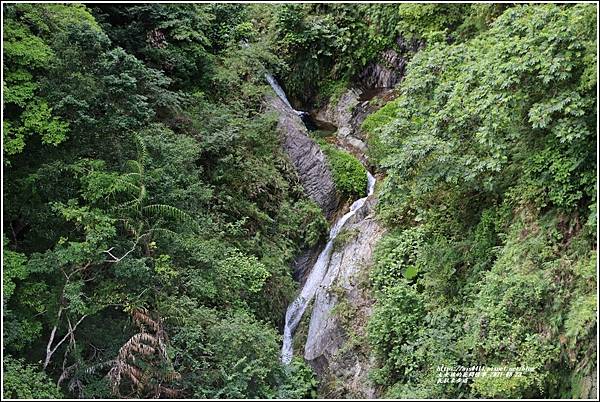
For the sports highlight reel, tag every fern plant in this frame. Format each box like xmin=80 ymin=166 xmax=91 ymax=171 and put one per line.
xmin=104 ymin=134 xmax=199 ymax=262
xmin=107 ymin=308 xmax=180 ymax=398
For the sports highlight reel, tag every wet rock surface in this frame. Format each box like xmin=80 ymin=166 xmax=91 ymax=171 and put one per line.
xmin=268 ymin=96 xmax=339 ymax=219
xmin=303 ymin=197 xmax=384 ymax=398
xmin=268 ymin=46 xmax=412 ymax=396
xmin=314 ymin=88 xmax=362 ymax=139
xmin=292 ymin=244 xmax=322 ymax=286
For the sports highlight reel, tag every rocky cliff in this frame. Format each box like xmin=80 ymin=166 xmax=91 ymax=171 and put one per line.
xmin=314 ymin=87 xmax=396 ymax=169
xmin=268 ymin=95 xmax=339 ymax=219
xmin=303 ymin=196 xmax=384 ymax=398
xmin=313 ymin=36 xmax=421 ymax=164
xmin=358 ymin=36 xmax=422 ymax=89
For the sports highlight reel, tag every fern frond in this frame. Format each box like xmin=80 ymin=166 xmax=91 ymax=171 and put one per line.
xmin=125 ymin=159 xmax=144 ymax=176
xmin=134 ymin=134 xmax=148 ymax=166
xmin=138 ymin=184 xmax=146 ymax=204
xmin=142 ymin=204 xmax=198 ymax=231
xmin=114 ymin=176 xmax=142 ymax=193
xmin=112 ymin=198 xmax=142 ymax=212
xmin=121 ymin=219 xmax=139 ymax=238
xmin=147 ymin=227 xmax=178 ymax=239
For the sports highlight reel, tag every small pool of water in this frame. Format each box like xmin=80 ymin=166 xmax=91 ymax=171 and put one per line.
xmin=302 ymin=113 xmax=337 ymax=137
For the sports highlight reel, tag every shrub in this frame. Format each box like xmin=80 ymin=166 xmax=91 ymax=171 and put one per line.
xmin=2 ymin=356 xmax=63 ymax=399
xmin=367 ymin=284 xmax=425 ymax=383
xmin=317 ymin=140 xmax=368 ymax=199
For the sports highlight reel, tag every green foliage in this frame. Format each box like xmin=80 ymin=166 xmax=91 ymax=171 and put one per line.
xmin=368 ymin=284 xmax=425 ymax=383
xmin=317 ymin=140 xmax=368 ymax=199
xmin=264 ymin=4 xmax=409 ymax=105
xmin=367 ymin=4 xmax=595 ymax=212
xmin=371 ymin=227 xmax=426 ymax=291
xmin=2 ymin=5 xmax=69 ymax=161
xmin=364 ymin=4 xmax=597 ymax=399
xmin=361 ymin=100 xmax=401 ymax=167
xmin=167 ymin=306 xmax=294 ymax=399
xmin=395 ymin=4 xmax=471 ymax=41
xmin=2 ymin=356 xmax=63 ymax=399
xmin=2 ymin=235 xmax=28 ymax=305
xmin=217 ymin=252 xmax=271 ymax=298
xmin=19 ymin=101 xmax=69 ymax=146
xmin=3 ymin=3 xmax=324 ymax=398
xmin=283 ymin=199 xmax=328 ymax=250
xmin=317 ymin=78 xmax=350 ymax=108
xmin=3 ymin=3 xmax=595 ymax=399
xmin=332 ymin=227 xmax=359 ymax=253
xmin=92 ymin=4 xmax=213 ymax=90
xmin=260 ymin=3 xmax=506 ymax=106
xmin=202 ymin=311 xmax=283 ymax=398
xmin=279 ymin=358 xmax=319 ymax=398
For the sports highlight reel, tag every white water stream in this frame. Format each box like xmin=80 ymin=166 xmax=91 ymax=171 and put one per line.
xmin=264 ymin=72 xmax=376 ymax=364
xmin=281 ymin=172 xmax=376 ymax=364
xmin=265 ymin=72 xmax=307 ymax=117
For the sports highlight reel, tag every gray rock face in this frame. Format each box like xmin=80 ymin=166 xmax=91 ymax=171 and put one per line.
xmin=292 ymin=244 xmax=322 ymax=286
xmin=358 ymin=36 xmax=422 ymax=89
xmin=314 ymin=87 xmax=392 ymax=169
xmin=577 ymin=366 xmax=597 ymax=399
xmin=303 ymin=197 xmax=384 ymax=398
xmin=359 ymin=49 xmax=407 ymax=89
xmin=315 ymin=88 xmax=362 ymax=139
xmin=268 ymin=96 xmax=339 ymax=219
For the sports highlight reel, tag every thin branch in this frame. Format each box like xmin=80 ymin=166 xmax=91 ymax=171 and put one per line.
xmin=44 ymin=314 xmax=88 ymax=370
xmin=103 ymin=233 xmax=150 ymax=263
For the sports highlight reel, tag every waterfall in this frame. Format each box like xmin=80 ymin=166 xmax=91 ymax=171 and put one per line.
xmin=281 ymin=171 xmax=376 ymax=364
xmin=242 ymin=40 xmax=303 ymax=116
xmin=265 ymin=72 xmax=307 ymax=117
xmin=263 ymin=65 xmax=377 ymax=364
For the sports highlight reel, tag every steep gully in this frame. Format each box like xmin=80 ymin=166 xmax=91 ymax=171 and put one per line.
xmin=265 ymin=74 xmax=370 ymax=359
xmin=281 ymin=170 xmax=376 ymax=365
xmin=267 ymin=74 xmax=384 ymax=396
xmin=254 ymin=36 xmax=418 ymax=395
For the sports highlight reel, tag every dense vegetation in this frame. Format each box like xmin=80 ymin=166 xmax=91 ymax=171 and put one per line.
xmin=3 ymin=3 xmax=326 ymax=398
xmin=2 ymin=2 xmax=597 ymax=400
xmin=363 ymin=4 xmax=597 ymax=399
xmin=315 ymin=138 xmax=367 ymax=199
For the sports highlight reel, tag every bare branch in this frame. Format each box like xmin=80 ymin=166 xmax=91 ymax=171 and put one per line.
xmin=44 ymin=313 xmax=88 ymax=370
xmin=103 ymin=233 xmax=150 ymax=263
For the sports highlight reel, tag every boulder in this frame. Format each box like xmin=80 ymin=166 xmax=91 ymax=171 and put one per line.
xmin=314 ymin=88 xmax=362 ymax=139
xmin=314 ymin=86 xmax=389 ymax=171
xmin=268 ymin=96 xmax=339 ymax=219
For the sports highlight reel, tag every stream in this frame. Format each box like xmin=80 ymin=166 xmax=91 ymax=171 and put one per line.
xmin=265 ymin=74 xmax=377 ymax=365
xmin=281 ymin=171 xmax=375 ymax=364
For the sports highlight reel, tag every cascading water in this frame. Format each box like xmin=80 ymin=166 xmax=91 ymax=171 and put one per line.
xmin=263 ymin=70 xmax=377 ymax=364
xmin=243 ymin=40 xmax=305 ymax=118
xmin=281 ymin=172 xmax=376 ymax=364
xmin=265 ymin=72 xmax=308 ymax=118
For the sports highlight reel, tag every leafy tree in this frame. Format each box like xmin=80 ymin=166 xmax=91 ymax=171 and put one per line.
xmin=3 ymin=356 xmax=63 ymax=399
xmin=2 ymin=4 xmax=68 ymax=161
xmin=4 ymin=3 xmax=593 ymax=400
xmin=91 ymin=4 xmax=214 ymax=91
